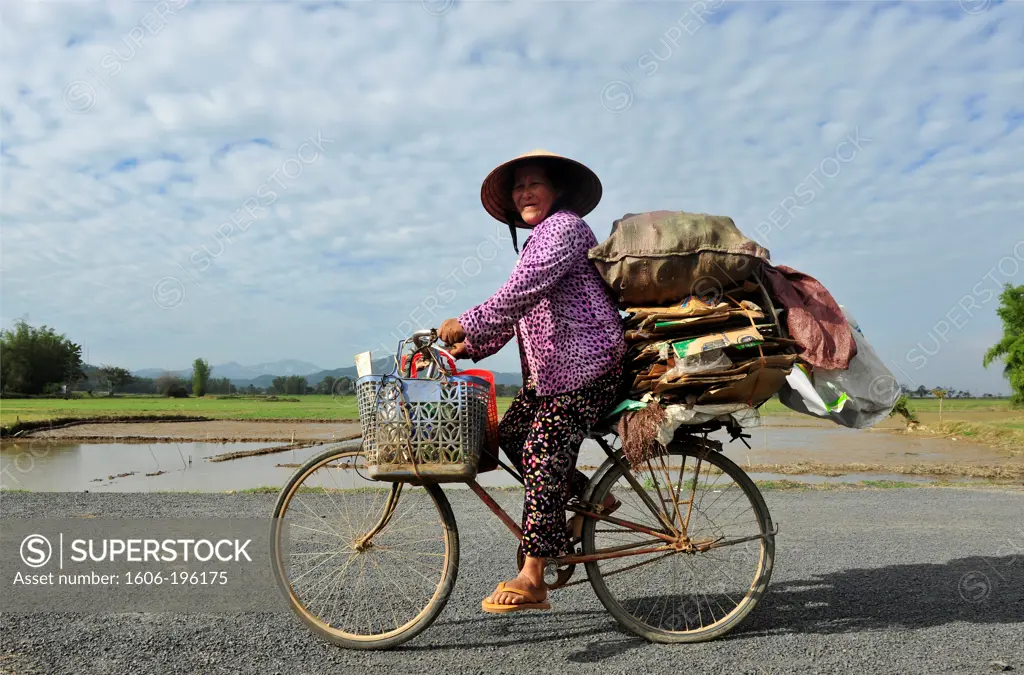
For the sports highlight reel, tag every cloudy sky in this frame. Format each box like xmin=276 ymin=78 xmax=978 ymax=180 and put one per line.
xmin=1 ymin=0 xmax=1021 ymax=393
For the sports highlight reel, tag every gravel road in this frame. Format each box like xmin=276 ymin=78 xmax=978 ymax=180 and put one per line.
xmin=2 ymin=488 xmax=1022 ymax=674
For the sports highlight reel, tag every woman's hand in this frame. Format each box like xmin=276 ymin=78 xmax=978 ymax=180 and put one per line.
xmin=439 ymin=318 xmax=466 ymax=345
xmin=449 ymin=342 xmax=469 ymax=359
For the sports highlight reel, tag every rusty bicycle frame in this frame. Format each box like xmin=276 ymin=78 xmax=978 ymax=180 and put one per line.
xmin=457 ymin=427 xmax=776 ymax=581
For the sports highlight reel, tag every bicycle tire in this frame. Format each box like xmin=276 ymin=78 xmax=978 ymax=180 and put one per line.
xmin=582 ymin=442 xmax=774 ymax=643
xmin=271 ymin=444 xmax=460 ymax=650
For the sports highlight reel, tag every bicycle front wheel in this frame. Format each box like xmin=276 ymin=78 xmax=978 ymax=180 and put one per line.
xmin=582 ymin=440 xmax=774 ymax=643
xmin=272 ymin=444 xmax=459 ymax=650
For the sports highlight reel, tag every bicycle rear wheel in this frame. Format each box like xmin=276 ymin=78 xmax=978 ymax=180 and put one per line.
xmin=272 ymin=444 xmax=459 ymax=650
xmin=582 ymin=439 xmax=774 ymax=643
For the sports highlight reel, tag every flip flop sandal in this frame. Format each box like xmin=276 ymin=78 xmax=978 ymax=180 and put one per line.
xmin=481 ymin=582 xmax=552 ymax=614
xmin=568 ymin=497 xmax=622 ymax=540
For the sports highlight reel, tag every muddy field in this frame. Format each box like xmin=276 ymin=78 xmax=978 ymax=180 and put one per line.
xmin=21 ymin=409 xmax=1018 ymax=439
xmin=8 ymin=414 xmax=1021 ymax=485
xmin=25 ymin=419 xmax=363 ymax=443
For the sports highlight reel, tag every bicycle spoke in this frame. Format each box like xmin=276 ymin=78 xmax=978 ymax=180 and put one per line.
xmin=273 ymin=448 xmax=454 ymax=646
xmin=584 ymin=443 xmax=773 ymax=642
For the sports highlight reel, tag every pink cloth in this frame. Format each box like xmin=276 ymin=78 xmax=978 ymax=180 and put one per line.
xmin=459 ymin=210 xmax=626 ymax=397
xmin=762 ymin=264 xmax=856 ymax=370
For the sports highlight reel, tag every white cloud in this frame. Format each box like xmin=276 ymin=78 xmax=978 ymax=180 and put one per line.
xmin=1 ymin=0 xmax=1022 ymax=393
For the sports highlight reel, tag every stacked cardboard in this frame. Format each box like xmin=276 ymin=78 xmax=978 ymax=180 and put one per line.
xmin=622 ymin=280 xmax=800 ymax=408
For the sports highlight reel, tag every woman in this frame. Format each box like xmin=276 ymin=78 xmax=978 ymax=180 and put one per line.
xmin=439 ymin=149 xmax=626 ymax=614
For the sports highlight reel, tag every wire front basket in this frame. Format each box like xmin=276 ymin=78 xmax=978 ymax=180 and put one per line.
xmin=355 ymin=337 xmax=490 ymax=483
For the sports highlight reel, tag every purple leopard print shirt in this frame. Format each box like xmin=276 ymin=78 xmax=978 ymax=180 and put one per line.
xmin=459 ymin=210 xmax=626 ymax=397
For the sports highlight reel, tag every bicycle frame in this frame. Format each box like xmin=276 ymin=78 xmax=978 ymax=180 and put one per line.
xmin=389 ymin=301 xmax=783 ymax=571
xmin=462 ymin=432 xmax=777 ymax=570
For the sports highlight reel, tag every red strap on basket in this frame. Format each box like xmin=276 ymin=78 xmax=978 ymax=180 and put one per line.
xmin=455 ymin=368 xmax=500 ymax=470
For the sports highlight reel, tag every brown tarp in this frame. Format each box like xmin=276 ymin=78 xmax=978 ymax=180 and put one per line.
xmin=588 ymin=211 xmax=770 ymax=307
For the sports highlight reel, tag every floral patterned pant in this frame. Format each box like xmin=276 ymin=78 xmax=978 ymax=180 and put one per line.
xmin=498 ymin=365 xmax=623 ymax=558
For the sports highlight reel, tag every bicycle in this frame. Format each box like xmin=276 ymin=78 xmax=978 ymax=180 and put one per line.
xmin=269 ymin=324 xmax=779 ymax=649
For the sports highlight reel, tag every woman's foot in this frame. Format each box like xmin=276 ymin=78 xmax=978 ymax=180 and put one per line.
xmin=483 ymin=572 xmax=548 ymax=608
xmin=481 ymin=555 xmax=551 ymax=613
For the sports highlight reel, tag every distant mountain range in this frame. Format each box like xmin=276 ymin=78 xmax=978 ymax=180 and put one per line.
xmin=133 ymin=359 xmax=324 ymax=381
xmin=127 ymin=358 xmax=523 ymax=388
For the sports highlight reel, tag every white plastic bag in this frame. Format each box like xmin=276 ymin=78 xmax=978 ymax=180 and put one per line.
xmin=654 ymin=403 xmax=760 ymax=445
xmin=659 ymin=347 xmax=734 ymax=379
xmin=777 ymin=306 xmax=901 ymax=429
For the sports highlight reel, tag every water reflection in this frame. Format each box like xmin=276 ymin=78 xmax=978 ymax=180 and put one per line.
xmin=0 ymin=423 xmax=1000 ymax=494
xmin=0 ymin=439 xmax=327 ymax=493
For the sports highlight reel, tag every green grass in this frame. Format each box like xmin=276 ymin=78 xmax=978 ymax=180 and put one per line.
xmin=859 ymin=479 xmax=920 ymax=489
xmin=0 ymin=394 xmax=361 ymax=426
xmin=0 ymin=393 xmax=521 ymax=430
xmin=753 ymin=479 xmax=812 ymax=491
xmin=751 ymin=478 xmax=1010 ymax=491
xmin=923 ymin=420 xmax=1024 ymax=454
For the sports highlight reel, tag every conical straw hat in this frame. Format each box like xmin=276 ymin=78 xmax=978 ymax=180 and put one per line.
xmin=480 ymin=149 xmax=603 ymax=225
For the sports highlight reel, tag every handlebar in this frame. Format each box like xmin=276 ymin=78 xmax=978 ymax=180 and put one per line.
xmin=409 ymin=328 xmax=436 ymax=348
xmin=392 ymin=328 xmax=458 ymax=379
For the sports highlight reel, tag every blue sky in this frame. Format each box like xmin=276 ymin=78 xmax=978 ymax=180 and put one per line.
xmin=1 ymin=0 xmax=1022 ymax=393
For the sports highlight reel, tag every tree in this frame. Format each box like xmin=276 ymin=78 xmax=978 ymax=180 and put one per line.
xmin=983 ymin=283 xmax=1024 ymax=406
xmin=495 ymin=383 xmax=522 ymax=397
xmin=0 ymin=319 xmax=85 ymax=395
xmin=192 ymin=358 xmax=211 ymax=397
xmin=317 ymin=375 xmax=337 ymax=395
xmin=913 ymin=385 xmax=928 ymax=399
xmin=97 ymin=365 xmax=135 ymax=396
xmin=286 ymin=375 xmax=308 ymax=395
xmin=268 ymin=376 xmax=310 ymax=395
xmin=120 ymin=376 xmax=157 ymax=395
xmin=155 ymin=371 xmax=189 ymax=398
xmin=930 ymin=388 xmax=949 ymax=423
xmin=332 ymin=376 xmax=353 ymax=396
xmin=205 ymin=377 xmax=235 ymax=395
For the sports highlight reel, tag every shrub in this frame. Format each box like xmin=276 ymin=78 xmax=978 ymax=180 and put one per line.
xmin=165 ymin=384 xmax=189 ymax=398
xmin=890 ymin=395 xmax=919 ymax=426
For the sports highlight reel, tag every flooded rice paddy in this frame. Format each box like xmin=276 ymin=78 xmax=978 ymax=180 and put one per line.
xmin=2 ymin=419 xmax=1016 ymax=493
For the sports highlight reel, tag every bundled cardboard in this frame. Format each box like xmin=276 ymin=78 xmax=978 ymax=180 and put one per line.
xmin=621 ymin=284 xmax=798 ymax=412
xmin=668 ymin=325 xmax=764 ymax=359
